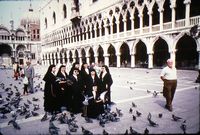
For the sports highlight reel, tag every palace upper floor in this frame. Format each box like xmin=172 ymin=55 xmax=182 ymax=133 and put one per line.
xmin=40 ymin=0 xmax=200 ymax=53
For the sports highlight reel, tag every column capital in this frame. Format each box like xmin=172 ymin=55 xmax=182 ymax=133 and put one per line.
xmin=184 ymin=0 xmax=191 ymax=5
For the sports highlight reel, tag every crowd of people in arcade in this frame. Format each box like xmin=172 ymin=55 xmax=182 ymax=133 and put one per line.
xmin=43 ymin=62 xmax=113 ymax=118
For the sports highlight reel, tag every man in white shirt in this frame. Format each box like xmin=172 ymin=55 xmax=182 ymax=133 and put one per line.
xmin=160 ymin=59 xmax=177 ymax=111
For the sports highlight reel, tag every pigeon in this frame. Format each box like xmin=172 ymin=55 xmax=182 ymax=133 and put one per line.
xmin=129 ymin=108 xmax=133 ymax=113
xmin=132 ymin=102 xmax=137 ymax=107
xmin=49 ymin=121 xmax=59 ymax=135
xmin=144 ymin=128 xmax=149 ymax=134
xmin=136 ymin=110 xmax=141 ymax=117
xmin=172 ymin=114 xmax=182 ymax=121
xmin=147 ymin=116 xmax=159 ymax=127
xmin=147 ymin=90 xmax=151 ymax=94
xmin=103 ymin=129 xmax=109 ymax=135
xmin=132 ymin=115 xmax=136 ymax=121
xmin=58 ymin=114 xmax=68 ymax=124
xmin=116 ymin=107 xmax=123 ymax=117
xmin=130 ymin=126 xmax=138 ymax=134
xmin=158 ymin=113 xmax=163 ymax=118
xmin=25 ymin=111 xmax=31 ymax=119
xmin=180 ymin=123 xmax=186 ymax=134
xmin=66 ymin=130 xmax=72 ymax=135
xmin=8 ymin=117 xmax=20 ymax=130
xmin=68 ymin=123 xmax=77 ymax=132
xmin=27 ymin=99 xmax=32 ymax=104
xmin=24 ymin=103 xmax=30 ymax=108
xmin=0 ymin=113 xmax=7 ymax=119
xmin=81 ymin=127 xmax=93 ymax=135
xmin=31 ymin=111 xmax=39 ymax=116
xmin=41 ymin=112 xmax=48 ymax=121
xmin=33 ymin=104 xmax=40 ymax=111
xmin=124 ymin=129 xmax=129 ymax=135
xmin=85 ymin=117 xmax=93 ymax=123
xmin=130 ymin=87 xmax=133 ymax=90
xmin=50 ymin=114 xmax=56 ymax=122
xmin=32 ymin=97 xmax=39 ymax=101
xmin=147 ymin=112 xmax=152 ymax=120
xmin=152 ymin=91 xmax=159 ymax=97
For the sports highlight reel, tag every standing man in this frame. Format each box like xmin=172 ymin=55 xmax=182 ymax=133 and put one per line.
xmin=160 ymin=59 xmax=177 ymax=112
xmin=24 ymin=59 xmax=35 ymax=93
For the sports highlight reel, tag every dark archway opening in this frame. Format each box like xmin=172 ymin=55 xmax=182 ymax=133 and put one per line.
xmin=120 ymin=43 xmax=131 ymax=67
xmin=135 ymin=41 xmax=148 ymax=68
xmin=108 ymin=45 xmax=116 ymax=67
xmin=153 ymin=38 xmax=170 ymax=68
xmin=176 ymin=35 xmax=198 ymax=69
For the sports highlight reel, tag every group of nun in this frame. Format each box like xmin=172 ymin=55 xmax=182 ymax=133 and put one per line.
xmin=42 ymin=62 xmax=113 ymax=118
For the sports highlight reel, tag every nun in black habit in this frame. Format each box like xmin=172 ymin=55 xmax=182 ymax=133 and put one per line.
xmin=99 ymin=65 xmax=113 ymax=105
xmin=69 ymin=68 xmax=84 ymax=114
xmin=85 ymin=69 xmax=104 ymax=118
xmin=56 ymin=65 xmax=73 ymax=110
xmin=43 ymin=65 xmax=60 ymax=114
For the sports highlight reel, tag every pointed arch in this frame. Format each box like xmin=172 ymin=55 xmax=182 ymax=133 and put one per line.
xmin=176 ymin=34 xmax=198 ymax=69
xmin=153 ymin=37 xmax=170 ymax=67
xmin=126 ymin=10 xmax=131 ymax=30
xmin=152 ymin=2 xmax=159 ymax=25
xmin=135 ymin=40 xmax=148 ymax=68
xmin=163 ymin=0 xmax=171 ymax=23
xmin=107 ymin=44 xmax=117 ymax=67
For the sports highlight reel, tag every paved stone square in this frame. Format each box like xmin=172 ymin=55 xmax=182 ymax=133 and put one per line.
xmin=0 ymin=65 xmax=199 ymax=134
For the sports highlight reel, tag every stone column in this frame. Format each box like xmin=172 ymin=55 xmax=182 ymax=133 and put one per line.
xmin=57 ymin=53 xmax=61 ymax=64
xmin=148 ymin=53 xmax=153 ymax=69
xmin=139 ymin=14 xmax=143 ymax=34
xmin=198 ymin=51 xmax=200 ymax=69
xmin=116 ymin=21 xmax=120 ymax=37
xmin=110 ymin=23 xmax=113 ymax=35
xmin=94 ymin=55 xmax=98 ymax=64
xmin=131 ymin=54 xmax=135 ymax=68
xmin=123 ymin=19 xmax=127 ymax=33
xmin=170 ymin=51 xmax=176 ymax=66
xmin=99 ymin=26 xmax=102 ymax=37
xmin=171 ymin=6 xmax=176 ymax=29
xmin=116 ymin=54 xmax=121 ymax=68
xmin=79 ymin=57 xmax=83 ymax=66
xmin=86 ymin=56 xmax=90 ymax=64
xmin=148 ymin=12 xmax=153 ymax=32
xmin=131 ymin=17 xmax=135 ymax=35
xmin=184 ymin=0 xmax=191 ymax=26
xmin=159 ymin=8 xmax=164 ymax=31
xmin=104 ymin=54 xmax=109 ymax=66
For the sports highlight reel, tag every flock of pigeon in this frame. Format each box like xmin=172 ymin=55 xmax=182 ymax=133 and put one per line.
xmin=0 ymin=68 xmax=189 ymax=134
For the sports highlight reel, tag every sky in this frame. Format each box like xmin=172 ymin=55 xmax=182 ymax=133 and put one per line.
xmin=0 ymin=0 xmax=44 ymax=29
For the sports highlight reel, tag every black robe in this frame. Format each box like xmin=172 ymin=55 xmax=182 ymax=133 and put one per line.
xmin=69 ymin=75 xmax=84 ymax=114
xmin=56 ymin=72 xmax=70 ymax=109
xmin=43 ymin=72 xmax=59 ymax=113
xmin=99 ymin=72 xmax=113 ymax=104
xmin=86 ymin=75 xmax=104 ymax=118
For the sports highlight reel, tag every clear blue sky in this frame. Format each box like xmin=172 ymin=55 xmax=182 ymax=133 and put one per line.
xmin=0 ymin=0 xmax=43 ymax=29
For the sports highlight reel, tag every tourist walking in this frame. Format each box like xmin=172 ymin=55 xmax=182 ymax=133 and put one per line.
xmin=160 ymin=59 xmax=177 ymax=112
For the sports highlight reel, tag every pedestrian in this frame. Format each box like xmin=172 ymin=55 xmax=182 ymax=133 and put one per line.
xmin=69 ymin=62 xmax=80 ymax=76
xmin=80 ymin=62 xmax=90 ymax=93
xmin=99 ymin=65 xmax=113 ymax=106
xmin=160 ymin=59 xmax=177 ymax=112
xmin=43 ymin=65 xmax=60 ymax=114
xmin=69 ymin=67 xmax=84 ymax=114
xmin=56 ymin=65 xmax=73 ymax=110
xmin=85 ymin=69 xmax=104 ymax=118
xmin=22 ymin=74 xmax=28 ymax=96
xmin=13 ymin=62 xmax=20 ymax=80
xmin=24 ymin=60 xmax=35 ymax=93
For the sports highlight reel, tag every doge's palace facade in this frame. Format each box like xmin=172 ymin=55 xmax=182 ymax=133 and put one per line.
xmin=40 ymin=0 xmax=200 ymax=69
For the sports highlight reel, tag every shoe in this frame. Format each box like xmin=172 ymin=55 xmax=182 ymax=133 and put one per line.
xmin=165 ymin=105 xmax=173 ymax=112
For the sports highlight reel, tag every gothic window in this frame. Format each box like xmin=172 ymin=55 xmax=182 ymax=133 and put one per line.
xmin=53 ymin=12 xmax=56 ymax=24
xmin=63 ymin=4 xmax=67 ymax=19
xmin=45 ymin=18 xmax=47 ymax=28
